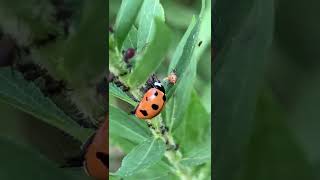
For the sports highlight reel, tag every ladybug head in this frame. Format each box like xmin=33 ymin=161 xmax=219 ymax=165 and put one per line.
xmin=153 ymin=82 xmax=165 ymax=93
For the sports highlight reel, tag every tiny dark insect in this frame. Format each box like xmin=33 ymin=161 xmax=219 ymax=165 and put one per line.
xmin=122 ymin=48 xmax=136 ymax=63
xmin=198 ymin=41 xmax=203 ymax=47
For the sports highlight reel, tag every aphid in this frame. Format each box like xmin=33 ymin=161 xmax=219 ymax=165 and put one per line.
xmin=122 ymin=48 xmax=136 ymax=63
xmin=132 ymin=75 xmax=166 ymax=119
xmin=165 ymin=70 xmax=177 ymax=84
xmin=198 ymin=41 xmax=203 ymax=47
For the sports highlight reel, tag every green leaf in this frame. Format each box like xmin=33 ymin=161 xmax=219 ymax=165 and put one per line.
xmin=123 ymin=161 xmax=174 ymax=180
xmin=115 ymin=138 xmax=166 ymax=177
xmin=0 ymin=68 xmax=92 ymax=142
xmin=166 ymin=15 xmax=201 ymax=101
xmin=115 ymin=0 xmax=144 ymax=48
xmin=173 ymin=90 xmax=211 ymax=152
xmin=122 ymin=25 xmax=138 ymax=50
xmin=109 ymin=83 xmax=138 ymax=106
xmin=0 ymin=137 xmax=77 ymax=180
xmin=181 ymin=141 xmax=211 ymax=167
xmin=110 ymin=105 xmax=151 ymax=144
xmin=127 ymin=18 xmax=172 ymax=88
xmin=213 ymin=0 xmax=274 ymax=179
xmin=167 ymin=16 xmax=196 ymax=75
xmin=136 ymin=0 xmax=165 ymax=52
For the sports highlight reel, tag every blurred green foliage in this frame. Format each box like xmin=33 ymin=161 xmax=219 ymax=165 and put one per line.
xmin=0 ymin=0 xmax=107 ymax=179
xmin=214 ymin=0 xmax=320 ymax=179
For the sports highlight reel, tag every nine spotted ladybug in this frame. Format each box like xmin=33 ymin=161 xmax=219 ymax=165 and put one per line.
xmin=133 ymin=81 xmax=166 ymax=119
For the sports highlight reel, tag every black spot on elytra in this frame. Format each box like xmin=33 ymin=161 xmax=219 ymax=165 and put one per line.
xmin=162 ymin=95 xmax=166 ymax=101
xmin=151 ymin=104 xmax=159 ymax=110
xmin=154 ymin=91 xmax=158 ymax=96
xmin=140 ymin=110 xmax=148 ymax=116
xmin=96 ymin=152 xmax=108 ymax=168
xmin=146 ymin=97 xmax=148 ymax=101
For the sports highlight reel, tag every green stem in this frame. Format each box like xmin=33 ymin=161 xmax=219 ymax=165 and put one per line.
xmin=148 ymin=116 xmax=192 ymax=180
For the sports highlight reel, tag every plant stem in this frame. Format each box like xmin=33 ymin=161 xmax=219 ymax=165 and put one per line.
xmin=149 ymin=116 xmax=192 ymax=180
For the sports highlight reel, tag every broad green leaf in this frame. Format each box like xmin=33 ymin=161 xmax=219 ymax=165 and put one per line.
xmin=115 ymin=0 xmax=144 ymax=48
xmin=127 ymin=18 xmax=172 ymax=88
xmin=167 ymin=17 xmax=196 ymax=75
xmin=0 ymin=68 xmax=92 ymax=142
xmin=0 ymin=137 xmax=77 ymax=180
xmin=192 ymin=0 xmax=211 ymax=63
xmin=109 ymin=83 xmax=138 ymax=106
xmin=213 ymin=0 xmax=274 ymax=179
xmin=164 ymin=11 xmax=202 ymax=130
xmin=173 ymin=90 xmax=211 ymax=152
xmin=110 ymin=105 xmax=151 ymax=144
xmin=115 ymin=138 xmax=166 ymax=177
xmin=136 ymin=0 xmax=165 ymax=52
xmin=123 ymin=161 xmax=174 ymax=180
xmin=166 ymin=15 xmax=201 ymax=101
xmin=122 ymin=25 xmax=138 ymax=50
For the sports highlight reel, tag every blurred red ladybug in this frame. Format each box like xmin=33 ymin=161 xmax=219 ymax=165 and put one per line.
xmin=64 ymin=115 xmax=108 ymax=180
xmin=83 ymin=115 xmax=108 ymax=179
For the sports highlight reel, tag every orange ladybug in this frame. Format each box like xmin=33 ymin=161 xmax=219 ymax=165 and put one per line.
xmin=132 ymin=81 xmax=166 ymax=119
xmin=83 ymin=114 xmax=108 ymax=180
xmin=63 ymin=115 xmax=108 ymax=180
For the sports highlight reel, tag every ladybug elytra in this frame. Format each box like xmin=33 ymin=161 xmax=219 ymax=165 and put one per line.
xmin=133 ymin=81 xmax=166 ymax=119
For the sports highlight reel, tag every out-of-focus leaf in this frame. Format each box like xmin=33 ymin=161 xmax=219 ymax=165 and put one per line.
xmin=115 ymin=138 xmax=165 ymax=177
xmin=240 ymin=89 xmax=314 ymax=180
xmin=213 ymin=0 xmax=274 ymax=179
xmin=136 ymin=0 xmax=165 ymax=52
xmin=0 ymin=68 xmax=92 ymax=142
xmin=110 ymin=105 xmax=151 ymax=144
xmin=122 ymin=26 xmax=138 ymax=50
xmin=173 ymin=90 xmax=210 ymax=151
xmin=109 ymin=83 xmax=138 ymax=106
xmin=127 ymin=18 xmax=172 ymax=88
xmin=162 ymin=1 xmax=195 ymax=29
xmin=115 ymin=0 xmax=144 ymax=48
xmin=0 ymin=137 xmax=77 ymax=180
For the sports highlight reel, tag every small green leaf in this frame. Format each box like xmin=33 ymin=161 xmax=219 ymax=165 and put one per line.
xmin=127 ymin=18 xmax=172 ymax=88
xmin=110 ymin=105 xmax=151 ymax=144
xmin=136 ymin=0 xmax=165 ymax=52
xmin=115 ymin=138 xmax=166 ymax=177
xmin=0 ymin=68 xmax=92 ymax=142
xmin=109 ymin=83 xmax=138 ymax=106
xmin=0 ymin=137 xmax=77 ymax=180
xmin=122 ymin=26 xmax=138 ymax=50
xmin=115 ymin=0 xmax=144 ymax=48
